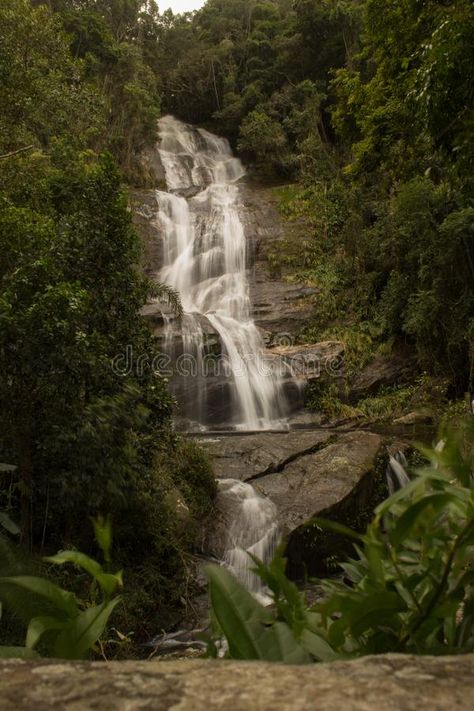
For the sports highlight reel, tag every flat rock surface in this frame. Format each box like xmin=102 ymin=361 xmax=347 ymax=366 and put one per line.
xmin=204 ymin=430 xmax=334 ymax=480
xmin=0 ymin=655 xmax=472 ymax=710
xmin=254 ymin=431 xmax=383 ymax=531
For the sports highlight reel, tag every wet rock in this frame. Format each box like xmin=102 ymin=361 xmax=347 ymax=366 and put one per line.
xmin=250 ymin=281 xmax=318 ymax=339
xmin=129 ymin=189 xmax=164 ymax=277
xmin=136 ymin=143 xmax=167 ymax=187
xmin=240 ymin=181 xmax=317 ymax=339
xmin=254 ymin=431 xmax=383 ymax=534
xmin=0 ymin=655 xmax=472 ymax=710
xmin=287 ymin=410 xmax=326 ymax=428
xmin=203 ymin=430 xmax=385 ymax=575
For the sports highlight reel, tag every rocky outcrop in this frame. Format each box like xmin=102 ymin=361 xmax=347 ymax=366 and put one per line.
xmin=130 ymin=179 xmax=316 ymax=347
xmin=129 ymin=189 xmax=164 ymax=279
xmin=0 ymin=655 xmax=472 ymax=710
xmin=136 ymin=143 xmax=167 ymax=188
xmin=393 ymin=409 xmax=435 ymax=425
xmin=348 ymin=352 xmax=414 ymax=403
xmin=203 ymin=429 xmax=385 ymax=571
xmin=270 ymin=342 xmax=345 ymax=383
xmin=254 ymin=431 xmax=383 ymax=533
xmin=205 ymin=430 xmax=334 ymax=481
xmin=240 ymin=181 xmax=317 ymax=341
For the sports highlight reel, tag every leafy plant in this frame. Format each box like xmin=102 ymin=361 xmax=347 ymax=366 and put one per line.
xmin=207 ymin=561 xmax=335 ymax=664
xmin=207 ymin=420 xmax=474 ymax=661
xmin=0 ymin=517 xmax=122 ymax=659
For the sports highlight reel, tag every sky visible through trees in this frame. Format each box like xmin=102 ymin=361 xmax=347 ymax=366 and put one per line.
xmin=163 ymin=0 xmax=204 ymax=13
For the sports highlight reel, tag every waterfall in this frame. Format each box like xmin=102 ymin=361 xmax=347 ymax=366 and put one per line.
xmin=218 ymin=479 xmax=279 ymax=604
xmin=155 ymin=115 xmax=289 ymax=431
xmin=386 ymin=451 xmax=411 ymax=495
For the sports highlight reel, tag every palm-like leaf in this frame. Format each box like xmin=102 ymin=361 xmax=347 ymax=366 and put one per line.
xmin=149 ymin=282 xmax=183 ymax=318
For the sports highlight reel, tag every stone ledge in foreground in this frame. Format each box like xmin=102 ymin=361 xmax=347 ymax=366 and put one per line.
xmin=0 ymin=654 xmax=472 ymax=711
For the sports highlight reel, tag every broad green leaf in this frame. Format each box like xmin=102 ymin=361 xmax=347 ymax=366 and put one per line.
xmin=92 ymin=516 xmax=112 ymax=563
xmin=391 ymin=494 xmax=457 ymax=546
xmin=0 ymin=576 xmax=78 ymax=618
xmin=350 ymin=593 xmax=406 ymax=637
xmin=44 ymin=551 xmax=122 ymax=597
xmin=206 ymin=564 xmax=272 ymax=660
xmin=303 ymin=517 xmax=362 ymax=541
xmin=94 ymin=571 xmax=123 ymax=599
xmin=300 ymin=628 xmax=337 ymax=662
xmin=258 ymin=622 xmax=311 ymax=664
xmin=26 ymin=616 xmax=67 ymax=649
xmin=54 ymin=598 xmax=121 ymax=660
xmin=44 ymin=551 xmax=103 ymax=579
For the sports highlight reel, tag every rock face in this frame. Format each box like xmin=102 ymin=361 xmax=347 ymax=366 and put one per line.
xmin=270 ymin=342 xmax=345 ymax=383
xmin=130 ymin=179 xmax=315 ymax=347
xmin=241 ymin=181 xmax=317 ymax=341
xmin=0 ymin=655 xmax=472 ymax=710
xmin=254 ymin=431 xmax=382 ymax=534
xmin=393 ymin=409 xmax=435 ymax=425
xmin=136 ymin=143 xmax=167 ymax=188
xmin=203 ymin=429 xmax=384 ymax=571
xmin=129 ymin=189 xmax=164 ymax=279
xmin=349 ymin=352 xmax=414 ymax=403
xmin=129 ymin=169 xmax=318 ymax=423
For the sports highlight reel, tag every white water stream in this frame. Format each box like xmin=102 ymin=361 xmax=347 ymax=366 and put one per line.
xmin=218 ymin=478 xmax=279 ymax=603
xmin=156 ymin=115 xmax=289 ymax=431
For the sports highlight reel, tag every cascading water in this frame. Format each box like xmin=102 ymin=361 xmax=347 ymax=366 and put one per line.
xmin=155 ymin=115 xmax=290 ymax=431
xmin=218 ymin=479 xmax=279 ymax=603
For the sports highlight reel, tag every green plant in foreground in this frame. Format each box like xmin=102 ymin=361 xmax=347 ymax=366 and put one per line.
xmin=0 ymin=516 xmax=122 ymax=659
xmin=207 ymin=421 xmax=474 ymax=662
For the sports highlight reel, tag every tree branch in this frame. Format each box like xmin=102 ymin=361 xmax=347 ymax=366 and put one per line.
xmin=0 ymin=144 xmax=34 ymax=160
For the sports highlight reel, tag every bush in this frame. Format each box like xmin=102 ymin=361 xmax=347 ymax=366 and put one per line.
xmin=109 ymin=437 xmax=216 ymax=646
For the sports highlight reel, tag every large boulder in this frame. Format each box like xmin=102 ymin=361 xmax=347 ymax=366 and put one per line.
xmin=0 ymin=655 xmax=472 ymax=710
xmin=254 ymin=431 xmax=383 ymax=533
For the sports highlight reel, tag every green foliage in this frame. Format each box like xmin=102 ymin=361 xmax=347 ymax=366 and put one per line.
xmin=155 ymin=0 xmax=474 ymax=391
xmin=156 ymin=1 xmax=358 ymax=175
xmin=0 ymin=518 xmax=121 ymax=659
xmin=208 ymin=421 xmax=474 ymax=660
xmin=0 ymin=1 xmax=216 ymax=650
xmin=207 ymin=562 xmax=333 ymax=663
